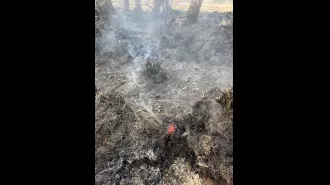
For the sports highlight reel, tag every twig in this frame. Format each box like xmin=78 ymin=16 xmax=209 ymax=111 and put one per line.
xmin=144 ymin=3 xmax=155 ymax=11
xmin=98 ymin=167 xmax=114 ymax=175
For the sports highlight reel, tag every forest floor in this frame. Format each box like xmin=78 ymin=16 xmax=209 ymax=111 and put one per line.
xmin=95 ymin=9 xmax=233 ymax=185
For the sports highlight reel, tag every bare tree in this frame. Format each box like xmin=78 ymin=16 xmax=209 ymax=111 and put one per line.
xmin=123 ymin=0 xmax=130 ymax=11
xmin=153 ymin=0 xmax=161 ymax=13
xmin=161 ymin=0 xmax=167 ymax=13
xmin=186 ymin=0 xmax=203 ymax=25
xmin=165 ymin=0 xmax=171 ymax=12
xmin=151 ymin=0 xmax=170 ymax=14
xmin=135 ymin=0 xmax=142 ymax=12
xmin=161 ymin=0 xmax=165 ymax=13
xmin=153 ymin=0 xmax=171 ymax=14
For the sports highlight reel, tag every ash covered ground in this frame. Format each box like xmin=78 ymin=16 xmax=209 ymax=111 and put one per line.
xmin=95 ymin=8 xmax=233 ymax=185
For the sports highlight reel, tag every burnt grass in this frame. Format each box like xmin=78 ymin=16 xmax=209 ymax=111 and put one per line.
xmin=95 ymin=8 xmax=233 ymax=185
xmin=95 ymin=89 xmax=233 ymax=185
xmin=143 ymin=58 xmax=169 ymax=85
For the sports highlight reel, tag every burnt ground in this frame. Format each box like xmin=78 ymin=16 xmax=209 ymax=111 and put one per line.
xmin=95 ymin=8 xmax=233 ymax=185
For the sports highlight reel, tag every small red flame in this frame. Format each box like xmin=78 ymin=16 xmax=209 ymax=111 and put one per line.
xmin=167 ymin=122 xmax=176 ymax=135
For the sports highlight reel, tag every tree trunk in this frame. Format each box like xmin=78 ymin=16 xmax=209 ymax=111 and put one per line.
xmin=165 ymin=0 xmax=172 ymax=12
xmin=187 ymin=0 xmax=203 ymax=25
xmin=161 ymin=0 xmax=166 ymax=13
xmin=165 ymin=0 xmax=171 ymax=11
xmin=161 ymin=0 xmax=171 ymax=13
xmin=153 ymin=0 xmax=161 ymax=13
xmin=135 ymin=0 xmax=142 ymax=12
xmin=123 ymin=0 xmax=130 ymax=11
